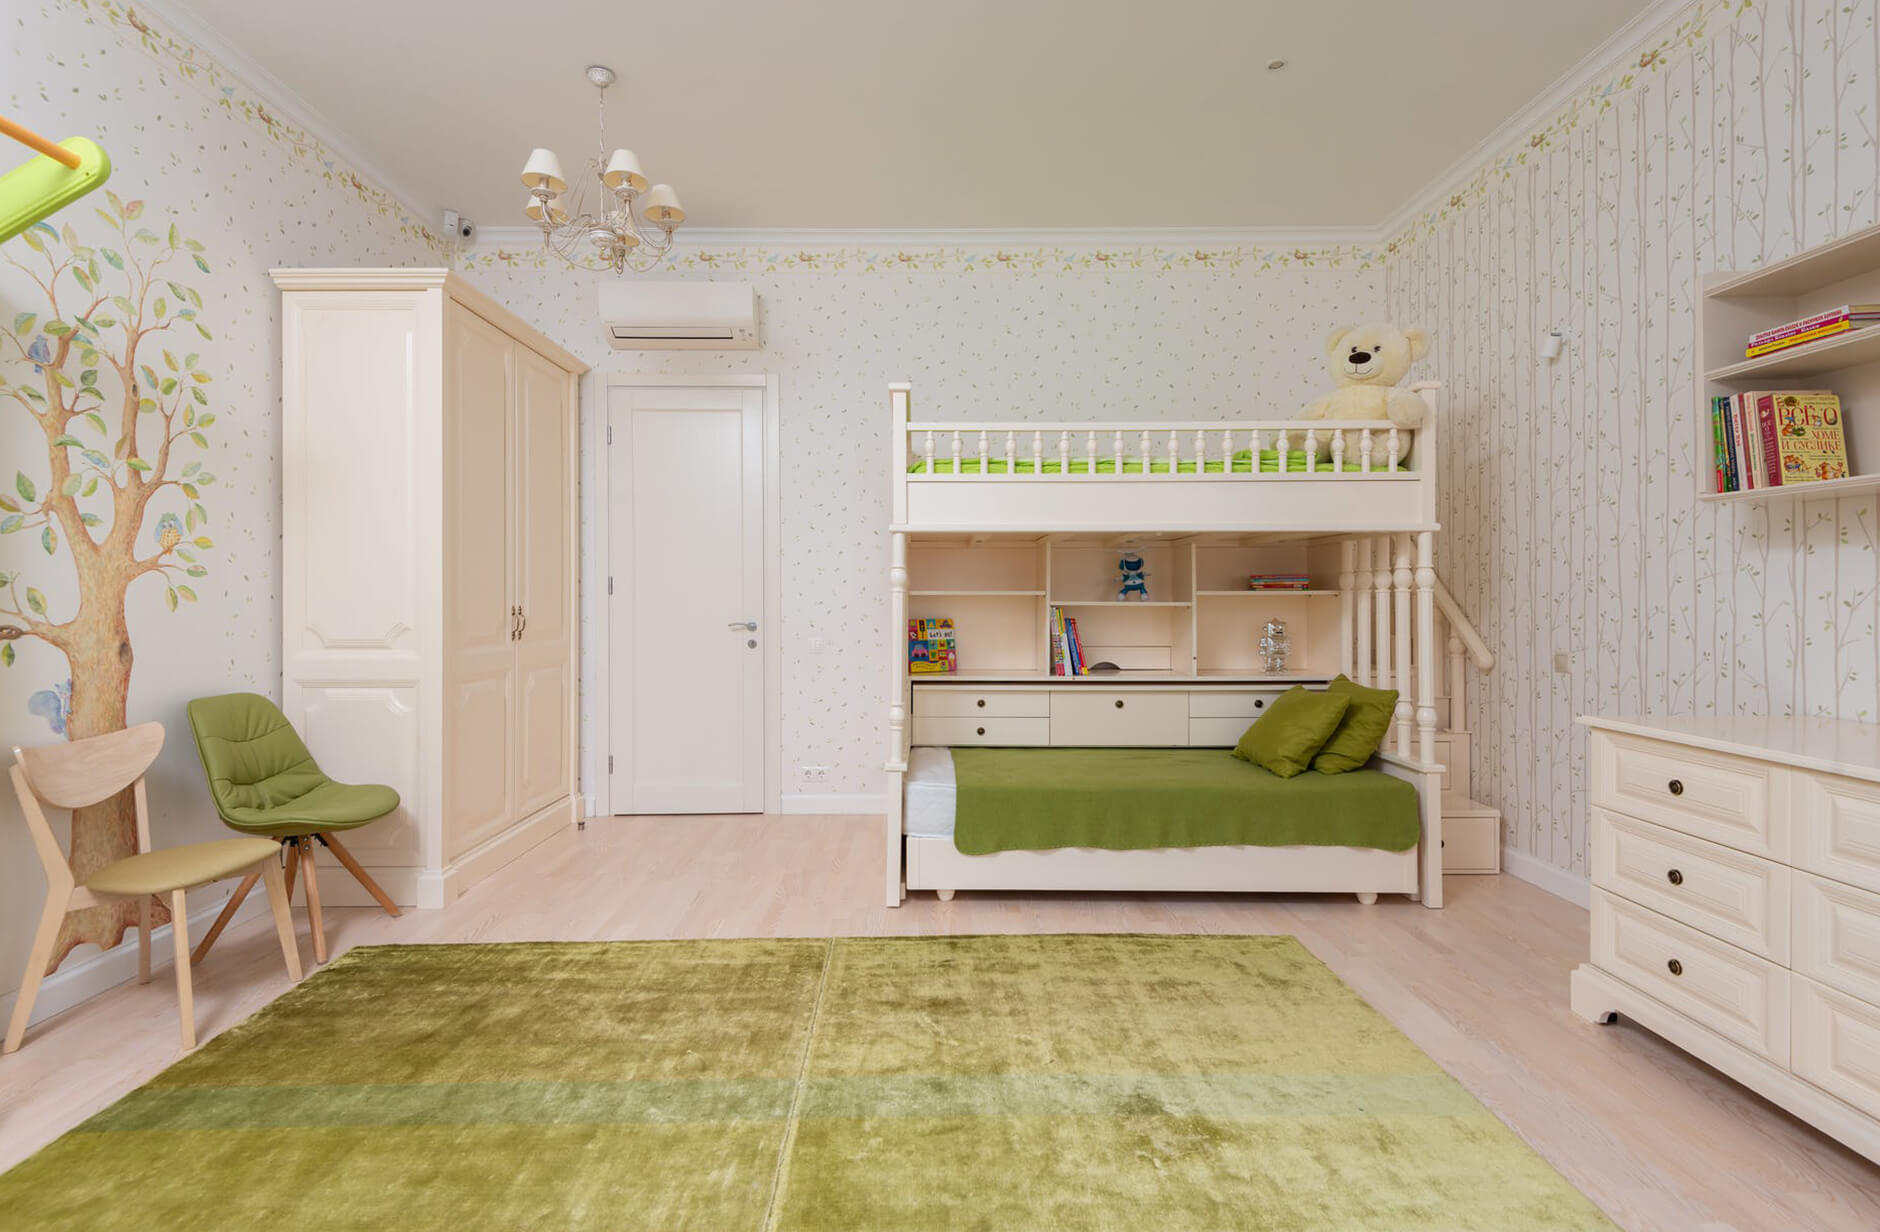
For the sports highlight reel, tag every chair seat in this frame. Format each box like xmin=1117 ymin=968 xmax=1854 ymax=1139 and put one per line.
xmin=84 ymin=837 xmax=280 ymax=897
xmin=219 ymin=780 xmax=400 ymax=836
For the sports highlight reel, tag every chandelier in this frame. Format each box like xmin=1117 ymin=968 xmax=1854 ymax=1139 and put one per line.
xmin=519 ymin=65 xmax=685 ymax=274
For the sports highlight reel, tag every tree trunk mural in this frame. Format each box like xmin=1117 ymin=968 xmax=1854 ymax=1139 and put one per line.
xmin=0 ymin=197 xmax=218 ymax=971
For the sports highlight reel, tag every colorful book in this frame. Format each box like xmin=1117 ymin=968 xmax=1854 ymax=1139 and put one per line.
xmin=1756 ymin=394 xmax=1783 ymax=486
xmin=1745 ymin=319 xmax=1863 ymax=358
xmin=1768 ymin=391 xmax=1850 ymax=484
xmin=908 ymin=617 xmax=957 ymax=674
xmin=1711 ymin=396 xmax=1729 ymax=493
xmin=1748 ymin=305 xmax=1880 ymax=349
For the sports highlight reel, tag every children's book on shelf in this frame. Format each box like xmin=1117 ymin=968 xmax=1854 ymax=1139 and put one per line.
xmin=1247 ymin=573 xmax=1311 ymax=591
xmin=907 ymin=617 xmax=958 ymax=674
xmin=1048 ymin=606 xmax=1088 ymax=676
xmin=1745 ymin=305 xmax=1880 ymax=357
xmin=1712 ymin=390 xmax=1850 ymax=491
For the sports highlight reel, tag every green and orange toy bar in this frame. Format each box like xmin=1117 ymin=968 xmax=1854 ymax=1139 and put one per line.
xmin=0 ymin=112 xmax=111 ymax=245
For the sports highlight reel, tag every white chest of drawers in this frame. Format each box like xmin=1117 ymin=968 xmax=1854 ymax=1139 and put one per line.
xmin=1572 ymin=715 xmax=1880 ymax=1162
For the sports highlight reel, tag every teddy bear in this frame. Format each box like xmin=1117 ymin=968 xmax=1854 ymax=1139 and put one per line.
xmin=1298 ymin=323 xmax=1433 ymax=458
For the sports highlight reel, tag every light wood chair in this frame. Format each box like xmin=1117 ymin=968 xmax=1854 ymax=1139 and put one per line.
xmin=5 ymin=722 xmax=303 ymax=1054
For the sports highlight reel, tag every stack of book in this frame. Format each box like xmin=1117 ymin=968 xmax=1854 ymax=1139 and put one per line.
xmin=907 ymin=617 xmax=958 ymax=674
xmin=1049 ymin=606 xmax=1088 ymax=676
xmin=1711 ymin=390 xmax=1850 ymax=491
xmin=1246 ymin=573 xmax=1312 ymax=591
xmin=1744 ymin=306 xmax=1880 ymax=358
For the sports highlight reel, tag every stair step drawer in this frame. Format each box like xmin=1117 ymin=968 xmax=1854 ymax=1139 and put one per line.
xmin=912 ymin=688 xmax=1050 ymax=718
xmin=1049 ymin=691 xmax=1188 ymax=746
xmin=1793 ymin=976 xmax=1880 ymax=1119
xmin=1188 ymin=690 xmax=1285 ymax=719
xmin=1591 ymin=810 xmax=1789 ymax=962
xmin=1441 ymin=809 xmax=1500 ymax=874
xmin=1591 ymin=890 xmax=1789 ymax=1064
xmin=911 ymin=716 xmax=1049 ymax=746
xmin=1792 ymin=872 xmax=1880 ymax=1007
xmin=1591 ymin=731 xmax=1788 ymax=859
xmin=1189 ymin=717 xmax=1250 ymax=747
xmin=1794 ymin=771 xmax=1880 ymax=896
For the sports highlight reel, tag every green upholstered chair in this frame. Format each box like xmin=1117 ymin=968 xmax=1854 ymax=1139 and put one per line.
xmin=186 ymin=692 xmax=402 ymax=966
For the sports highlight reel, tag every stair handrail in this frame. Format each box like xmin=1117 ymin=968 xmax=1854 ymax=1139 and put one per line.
xmin=1433 ymin=575 xmax=1493 ymax=672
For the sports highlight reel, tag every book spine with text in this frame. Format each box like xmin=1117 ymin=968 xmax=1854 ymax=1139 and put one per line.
xmin=1756 ymin=393 xmax=1783 ymax=486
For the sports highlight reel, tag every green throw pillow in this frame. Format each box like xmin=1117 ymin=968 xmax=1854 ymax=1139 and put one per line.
xmin=1232 ymin=685 xmax=1351 ymax=779
xmin=1312 ymin=674 xmax=1400 ymax=774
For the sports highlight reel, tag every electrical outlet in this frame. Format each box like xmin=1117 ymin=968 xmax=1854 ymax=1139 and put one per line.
xmin=807 ymin=636 xmax=827 ymax=654
xmin=799 ymin=764 xmax=829 ymax=784
xmin=1553 ymin=651 xmax=1571 ymax=674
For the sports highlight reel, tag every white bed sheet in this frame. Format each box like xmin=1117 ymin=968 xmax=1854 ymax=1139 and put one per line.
xmin=904 ymin=746 xmax=958 ymax=839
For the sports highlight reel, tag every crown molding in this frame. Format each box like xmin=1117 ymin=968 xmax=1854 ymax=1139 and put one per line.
xmin=471 ymin=224 xmax=1389 ymax=253
xmin=1376 ymin=0 xmax=1708 ymax=240
xmin=132 ymin=0 xmax=440 ymax=228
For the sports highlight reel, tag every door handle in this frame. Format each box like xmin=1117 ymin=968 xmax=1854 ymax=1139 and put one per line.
xmin=517 ymin=607 xmax=527 ymax=638
xmin=727 ymin=620 xmax=758 ymax=631
xmin=510 ymin=605 xmax=520 ymax=641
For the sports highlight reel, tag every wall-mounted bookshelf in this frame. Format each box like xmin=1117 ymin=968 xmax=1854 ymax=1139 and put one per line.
xmin=905 ymin=534 xmax=1344 ymax=682
xmin=1698 ymin=219 xmax=1880 ymax=504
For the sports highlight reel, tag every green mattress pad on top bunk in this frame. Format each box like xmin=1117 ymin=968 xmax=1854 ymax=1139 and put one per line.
xmin=949 ymin=747 xmax=1419 ymax=856
xmin=908 ymin=450 xmax=1406 ymax=474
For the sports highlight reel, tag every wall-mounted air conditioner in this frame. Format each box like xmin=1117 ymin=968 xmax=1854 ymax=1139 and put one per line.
xmin=598 ymin=281 xmax=759 ymax=350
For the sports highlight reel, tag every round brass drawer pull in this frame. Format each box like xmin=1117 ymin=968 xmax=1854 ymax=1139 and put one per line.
xmin=1115 ymin=699 xmax=1125 ymax=709
xmin=1667 ymin=869 xmax=1684 ymax=886
xmin=1667 ymin=958 xmax=1683 ymax=976
xmin=1668 ymin=779 xmax=1684 ymax=796
xmin=976 ymin=727 xmax=986 ymax=736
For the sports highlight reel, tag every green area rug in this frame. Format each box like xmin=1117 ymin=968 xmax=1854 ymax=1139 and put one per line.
xmin=0 ymin=935 xmax=1614 ymax=1230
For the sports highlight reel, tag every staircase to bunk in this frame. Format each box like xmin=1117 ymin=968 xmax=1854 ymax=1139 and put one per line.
xmin=1428 ymin=578 xmax=1499 ymax=875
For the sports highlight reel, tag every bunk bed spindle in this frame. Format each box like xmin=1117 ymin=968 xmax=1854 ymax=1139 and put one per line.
xmin=1387 ymin=427 xmax=1401 ymax=470
xmin=1085 ymin=430 xmax=1095 ymax=477
xmin=1167 ymin=429 xmax=1179 ymax=477
xmin=978 ymin=429 xmax=989 ymax=474
xmin=1392 ymin=534 xmax=1413 ymax=756
xmin=1249 ymin=428 xmax=1261 ymax=476
xmin=1354 ymin=537 xmax=1374 ymax=685
xmin=1032 ymin=430 xmax=1043 ymax=475
xmin=1220 ymin=428 xmax=1232 ymax=473
xmin=1304 ymin=428 xmax=1318 ymax=474
xmin=1194 ymin=429 xmax=1206 ymax=473
xmin=1112 ymin=429 xmax=1123 ymax=476
xmin=1360 ymin=428 xmax=1374 ymax=473
xmin=1058 ymin=429 xmax=1070 ymax=474
xmin=1372 ymin=536 xmax=1392 ymax=693
xmin=1276 ymin=428 xmax=1289 ymax=473
xmin=924 ymin=430 xmax=936 ymax=475
xmin=950 ymin=429 xmax=962 ymax=477
xmin=1138 ymin=429 xmax=1151 ymax=479
xmin=1005 ymin=429 xmax=1016 ymax=474
xmin=1331 ymin=427 xmax=1345 ymax=471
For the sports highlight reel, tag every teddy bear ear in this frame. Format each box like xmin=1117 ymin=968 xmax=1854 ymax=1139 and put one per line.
xmin=1403 ymin=327 xmax=1431 ymax=361
xmin=1324 ymin=325 xmax=1354 ymax=356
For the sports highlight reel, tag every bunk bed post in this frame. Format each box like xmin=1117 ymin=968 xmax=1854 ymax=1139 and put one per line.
xmin=1354 ymin=538 xmax=1373 ymax=685
xmin=890 ymin=383 xmax=911 ymax=524
xmin=1415 ymin=531 xmax=1438 ymax=766
xmin=1371 ymin=537 xmax=1392 ymax=694
xmin=1337 ymin=540 xmax=1355 ymax=677
xmin=1392 ymin=535 xmax=1413 ymax=756
xmin=886 ymin=529 xmax=909 ymax=907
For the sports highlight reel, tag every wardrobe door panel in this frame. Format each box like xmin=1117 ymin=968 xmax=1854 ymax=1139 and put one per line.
xmin=443 ymin=308 xmax=515 ymax=858
xmin=512 ymin=343 xmax=573 ymax=817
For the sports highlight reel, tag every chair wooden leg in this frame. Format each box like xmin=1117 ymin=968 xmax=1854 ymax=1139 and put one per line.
xmin=191 ymin=871 xmax=259 ymax=966
xmin=4 ymin=890 xmax=69 ymax=1054
xmin=320 ymin=833 xmax=402 ymax=917
xmin=282 ymin=838 xmax=301 ymax=901
xmin=137 ymin=896 xmax=153 ymax=984
xmin=170 ymin=888 xmax=195 ymax=1051
xmin=301 ymin=837 xmax=328 ymax=965
xmin=259 ymin=859 xmax=303 ymax=982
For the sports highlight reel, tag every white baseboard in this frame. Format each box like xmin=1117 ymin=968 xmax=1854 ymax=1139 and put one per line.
xmin=0 ymin=886 xmax=272 ymax=1030
xmin=415 ymin=798 xmax=575 ymax=909
xmin=782 ymin=792 xmax=890 ymax=816
xmin=1500 ymin=845 xmax=1592 ymax=909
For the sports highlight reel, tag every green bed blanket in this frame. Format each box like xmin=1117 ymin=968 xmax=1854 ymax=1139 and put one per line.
xmin=949 ymin=747 xmax=1419 ymax=855
xmin=908 ymin=449 xmax=1404 ymax=474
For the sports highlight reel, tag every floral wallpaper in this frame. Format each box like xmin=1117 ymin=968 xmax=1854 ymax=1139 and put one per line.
xmin=1388 ymin=0 xmax=1880 ymax=878
xmin=0 ymin=0 xmax=434 ymax=996
xmin=462 ymin=258 xmax=1386 ymax=803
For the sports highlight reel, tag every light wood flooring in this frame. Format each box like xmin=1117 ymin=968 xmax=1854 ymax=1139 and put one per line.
xmin=3 ymin=814 xmax=1877 ymax=1230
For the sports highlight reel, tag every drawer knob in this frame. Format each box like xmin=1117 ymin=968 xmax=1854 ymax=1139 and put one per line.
xmin=1666 ymin=868 xmax=1683 ymax=886
xmin=1254 ymin=699 xmax=1264 ymax=709
xmin=976 ymin=698 xmax=986 ymax=708
xmin=1666 ymin=958 xmax=1683 ymax=976
xmin=1667 ymin=778 xmax=1684 ymax=796
xmin=1115 ymin=699 xmax=1125 ymax=709
xmin=976 ymin=727 xmax=986 ymax=736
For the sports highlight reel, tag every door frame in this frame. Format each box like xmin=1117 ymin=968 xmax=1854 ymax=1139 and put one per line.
xmin=591 ymin=373 xmax=781 ymax=817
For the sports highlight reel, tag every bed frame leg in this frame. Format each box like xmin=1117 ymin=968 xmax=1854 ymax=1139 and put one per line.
xmin=936 ymin=889 xmax=956 ymax=902
xmin=1356 ymin=892 xmax=1378 ymax=905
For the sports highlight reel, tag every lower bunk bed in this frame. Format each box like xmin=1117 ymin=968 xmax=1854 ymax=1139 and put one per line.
xmin=901 ymin=746 xmax=1429 ymax=905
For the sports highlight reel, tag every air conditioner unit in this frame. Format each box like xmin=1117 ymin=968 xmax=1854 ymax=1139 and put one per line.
xmin=599 ymin=281 xmax=759 ymax=350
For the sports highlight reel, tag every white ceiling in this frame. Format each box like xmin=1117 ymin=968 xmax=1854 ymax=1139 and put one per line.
xmin=166 ymin=0 xmax=1655 ymax=231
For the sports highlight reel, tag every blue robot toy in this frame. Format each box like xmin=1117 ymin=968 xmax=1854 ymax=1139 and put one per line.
xmin=1117 ymin=554 xmax=1150 ymax=601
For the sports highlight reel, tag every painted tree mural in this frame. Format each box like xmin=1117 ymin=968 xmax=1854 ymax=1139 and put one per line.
xmin=0 ymin=197 xmax=218 ymax=970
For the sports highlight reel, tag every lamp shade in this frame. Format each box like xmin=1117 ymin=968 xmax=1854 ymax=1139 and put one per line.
xmin=525 ymin=194 xmax=567 ymax=225
xmin=520 ymin=148 xmax=567 ymax=193
xmin=602 ymin=148 xmax=648 ymax=193
xmin=641 ymin=183 xmax=685 ymax=226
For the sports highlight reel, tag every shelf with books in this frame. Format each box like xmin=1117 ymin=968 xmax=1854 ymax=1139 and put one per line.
xmin=1704 ymin=325 xmax=1880 ymax=382
xmin=1698 ymin=471 xmax=1880 ymax=505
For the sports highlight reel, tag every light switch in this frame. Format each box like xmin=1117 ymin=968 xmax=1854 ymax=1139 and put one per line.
xmin=1553 ymin=651 xmax=1570 ymax=674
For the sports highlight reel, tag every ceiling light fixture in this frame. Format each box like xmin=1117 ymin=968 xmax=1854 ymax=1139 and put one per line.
xmin=519 ymin=65 xmax=685 ymax=275
xmin=1266 ymin=59 xmax=1288 ymax=71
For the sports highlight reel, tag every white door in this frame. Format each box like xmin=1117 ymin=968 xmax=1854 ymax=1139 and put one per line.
xmin=511 ymin=342 xmax=573 ymax=819
xmin=609 ymin=384 xmax=765 ymax=813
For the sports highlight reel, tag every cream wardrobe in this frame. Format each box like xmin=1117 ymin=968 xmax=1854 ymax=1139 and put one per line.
xmin=272 ymin=269 xmax=586 ymax=909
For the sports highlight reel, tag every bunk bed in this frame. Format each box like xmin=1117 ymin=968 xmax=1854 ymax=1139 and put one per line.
xmin=884 ymin=381 xmax=1449 ymax=909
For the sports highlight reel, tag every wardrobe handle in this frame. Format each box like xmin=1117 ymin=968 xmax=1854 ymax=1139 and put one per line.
xmin=518 ymin=607 xmax=527 ymax=637
xmin=1667 ymin=778 xmax=1684 ymax=796
xmin=1666 ymin=958 xmax=1683 ymax=977
xmin=1666 ymin=868 xmax=1683 ymax=886
xmin=510 ymin=605 xmax=520 ymax=641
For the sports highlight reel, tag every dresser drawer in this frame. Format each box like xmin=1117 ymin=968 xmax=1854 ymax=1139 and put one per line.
xmin=1792 ymin=872 xmax=1880 ymax=1007
xmin=1441 ymin=809 xmax=1500 ymax=873
xmin=1591 ymin=890 xmax=1789 ymax=1063
xmin=1188 ymin=690 xmax=1285 ymax=719
xmin=1794 ymin=772 xmax=1880 ymax=896
xmin=911 ymin=716 xmax=1049 ymax=746
xmin=912 ymin=688 xmax=1050 ymax=718
xmin=1049 ymin=691 xmax=1188 ymax=746
xmin=1792 ymin=976 xmax=1880 ymax=1119
xmin=1592 ymin=731 xmax=1788 ymax=859
xmin=1189 ymin=718 xmax=1249 ymax=747
xmin=1592 ymin=810 xmax=1789 ymax=962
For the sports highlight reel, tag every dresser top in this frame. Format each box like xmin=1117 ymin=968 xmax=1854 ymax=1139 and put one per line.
xmin=1580 ymin=713 xmax=1880 ymax=784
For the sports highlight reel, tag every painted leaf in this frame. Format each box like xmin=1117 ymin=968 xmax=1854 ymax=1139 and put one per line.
xmin=192 ymin=256 xmax=211 ymax=275
xmin=192 ymin=536 xmax=214 ymax=549
xmin=124 ymin=200 xmax=144 ymax=220
xmin=25 ymin=588 xmax=46 ymax=615
xmin=163 ymin=350 xmax=179 ymax=372
xmin=1 ymin=644 xmax=13 ymax=668
xmin=52 ymin=435 xmax=83 ymax=448
xmin=59 ymin=475 xmax=82 ymax=497
xmin=126 ymin=457 xmax=153 ymax=473
xmin=79 ymin=512 xmax=101 ymax=527
xmin=82 ymin=478 xmax=98 ymax=497
xmin=0 ymin=495 xmax=15 ymax=513
xmin=13 ymin=312 xmax=35 ymax=333
xmin=176 ymin=586 xmax=197 ymax=603
xmin=186 ymin=566 xmax=206 ymax=578
xmin=165 ymin=587 xmax=177 ymax=612
xmin=84 ymin=412 xmax=107 ymax=434
xmin=16 ymin=473 xmax=36 ymax=503
xmin=41 ymin=525 xmax=56 ymax=555
xmin=0 ymin=516 xmax=22 ymax=534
